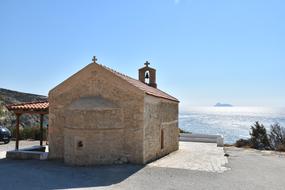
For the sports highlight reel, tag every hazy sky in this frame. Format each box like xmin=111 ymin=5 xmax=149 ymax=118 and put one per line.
xmin=0 ymin=0 xmax=284 ymax=109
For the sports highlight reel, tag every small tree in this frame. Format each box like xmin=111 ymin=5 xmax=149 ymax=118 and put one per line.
xmin=250 ymin=121 xmax=270 ymax=150
xmin=268 ymin=123 xmax=285 ymax=151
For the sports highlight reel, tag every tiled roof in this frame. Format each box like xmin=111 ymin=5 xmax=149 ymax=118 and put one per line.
xmin=6 ymin=64 xmax=178 ymax=114
xmin=6 ymin=100 xmax=49 ymax=113
xmin=100 ymin=64 xmax=179 ymax=102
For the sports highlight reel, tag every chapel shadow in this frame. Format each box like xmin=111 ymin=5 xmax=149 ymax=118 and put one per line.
xmin=0 ymin=159 xmax=144 ymax=190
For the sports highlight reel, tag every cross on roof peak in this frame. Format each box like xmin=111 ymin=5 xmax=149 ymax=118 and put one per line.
xmin=144 ymin=61 xmax=150 ymax=67
xmin=92 ymin=56 xmax=98 ymax=63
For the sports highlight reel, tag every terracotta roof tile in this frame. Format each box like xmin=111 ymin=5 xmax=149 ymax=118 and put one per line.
xmin=6 ymin=100 xmax=49 ymax=112
xmin=100 ymin=64 xmax=179 ymax=102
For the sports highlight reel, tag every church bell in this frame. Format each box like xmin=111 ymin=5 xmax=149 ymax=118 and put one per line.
xmin=145 ymin=72 xmax=149 ymax=79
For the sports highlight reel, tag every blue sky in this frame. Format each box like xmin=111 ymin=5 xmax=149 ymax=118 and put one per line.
xmin=0 ymin=0 xmax=284 ymax=109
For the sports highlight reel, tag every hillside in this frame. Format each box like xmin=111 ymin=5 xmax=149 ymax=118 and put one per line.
xmin=0 ymin=88 xmax=47 ymax=128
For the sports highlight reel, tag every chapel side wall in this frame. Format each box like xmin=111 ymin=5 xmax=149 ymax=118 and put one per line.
xmin=48 ymin=95 xmax=66 ymax=159
xmin=48 ymin=64 xmax=145 ymax=163
xmin=143 ymin=95 xmax=179 ymax=163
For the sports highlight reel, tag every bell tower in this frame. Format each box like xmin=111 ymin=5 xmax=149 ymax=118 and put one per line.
xmin=139 ymin=61 xmax=157 ymax=88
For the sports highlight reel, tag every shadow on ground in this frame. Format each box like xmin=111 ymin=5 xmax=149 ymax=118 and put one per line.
xmin=0 ymin=158 xmax=143 ymax=190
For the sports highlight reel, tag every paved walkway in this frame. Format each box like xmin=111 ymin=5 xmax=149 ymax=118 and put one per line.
xmin=1 ymin=142 xmax=285 ymax=189
xmin=149 ymin=142 xmax=229 ymax=173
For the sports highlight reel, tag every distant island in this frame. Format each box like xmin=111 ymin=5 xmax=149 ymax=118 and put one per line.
xmin=214 ymin=102 xmax=233 ymax=107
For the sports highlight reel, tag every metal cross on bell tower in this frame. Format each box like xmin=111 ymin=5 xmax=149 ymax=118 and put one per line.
xmin=144 ymin=61 xmax=150 ymax=67
xmin=92 ymin=56 xmax=98 ymax=63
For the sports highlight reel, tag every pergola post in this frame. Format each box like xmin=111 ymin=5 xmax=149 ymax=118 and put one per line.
xmin=40 ymin=114 xmax=44 ymax=146
xmin=15 ymin=113 xmax=21 ymax=150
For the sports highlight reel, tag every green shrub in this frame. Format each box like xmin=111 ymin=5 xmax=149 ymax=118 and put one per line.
xmin=235 ymin=138 xmax=252 ymax=148
xmin=235 ymin=122 xmax=285 ymax=152
xmin=9 ymin=126 xmax=47 ymax=140
xmin=276 ymin=144 xmax=285 ymax=152
xmin=249 ymin=121 xmax=270 ymax=150
xmin=268 ymin=123 xmax=285 ymax=151
xmin=179 ymin=128 xmax=191 ymax=133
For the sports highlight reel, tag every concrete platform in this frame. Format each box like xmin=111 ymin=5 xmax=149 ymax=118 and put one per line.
xmin=148 ymin=141 xmax=229 ymax=173
xmin=6 ymin=146 xmax=48 ymax=160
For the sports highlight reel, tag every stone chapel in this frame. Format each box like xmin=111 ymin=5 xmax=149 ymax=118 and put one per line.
xmin=48 ymin=57 xmax=179 ymax=165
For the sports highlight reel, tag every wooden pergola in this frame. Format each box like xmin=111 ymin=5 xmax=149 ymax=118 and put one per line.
xmin=6 ymin=101 xmax=49 ymax=150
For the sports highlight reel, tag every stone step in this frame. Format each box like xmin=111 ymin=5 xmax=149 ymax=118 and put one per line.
xmin=6 ymin=146 xmax=48 ymax=160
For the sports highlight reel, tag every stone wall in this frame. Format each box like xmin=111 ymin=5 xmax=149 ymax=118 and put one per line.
xmin=48 ymin=63 xmax=145 ymax=165
xmin=64 ymin=128 xmax=125 ymax=165
xmin=143 ymin=95 xmax=179 ymax=163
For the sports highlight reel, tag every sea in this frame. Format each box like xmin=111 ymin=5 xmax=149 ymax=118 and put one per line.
xmin=179 ymin=107 xmax=285 ymax=144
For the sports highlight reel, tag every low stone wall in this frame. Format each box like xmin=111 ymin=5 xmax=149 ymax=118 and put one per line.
xmin=180 ymin=133 xmax=224 ymax=147
xmin=6 ymin=146 xmax=48 ymax=160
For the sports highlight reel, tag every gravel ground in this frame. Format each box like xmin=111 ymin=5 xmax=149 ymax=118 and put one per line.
xmin=0 ymin=142 xmax=285 ymax=190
